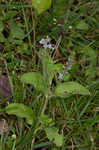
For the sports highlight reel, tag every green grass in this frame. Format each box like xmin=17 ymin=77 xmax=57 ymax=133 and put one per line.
xmin=0 ymin=0 xmax=99 ymax=149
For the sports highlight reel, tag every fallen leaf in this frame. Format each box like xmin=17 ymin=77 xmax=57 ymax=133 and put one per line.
xmin=0 ymin=75 xmax=11 ymax=100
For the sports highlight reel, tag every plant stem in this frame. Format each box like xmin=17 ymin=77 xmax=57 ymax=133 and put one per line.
xmin=41 ymin=95 xmax=49 ymax=115
xmin=31 ymin=95 xmax=49 ymax=150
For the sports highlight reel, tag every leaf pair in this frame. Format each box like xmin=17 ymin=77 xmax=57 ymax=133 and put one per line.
xmin=21 ymin=73 xmax=90 ymax=98
xmin=20 ymin=50 xmax=90 ymax=97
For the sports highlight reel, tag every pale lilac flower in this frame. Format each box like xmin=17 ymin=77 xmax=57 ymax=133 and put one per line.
xmin=66 ymin=61 xmax=69 ymax=65
xmin=66 ymin=57 xmax=73 ymax=70
xmin=39 ymin=38 xmax=46 ymax=44
xmin=58 ymin=73 xmax=64 ymax=80
xmin=43 ymin=44 xmax=48 ymax=49
xmin=43 ymin=44 xmax=54 ymax=50
xmin=47 ymin=44 xmax=52 ymax=49
xmin=39 ymin=36 xmax=54 ymax=50
xmin=62 ymin=65 xmax=66 ymax=69
xmin=47 ymin=44 xmax=54 ymax=50
xmin=64 ymin=71 xmax=69 ymax=74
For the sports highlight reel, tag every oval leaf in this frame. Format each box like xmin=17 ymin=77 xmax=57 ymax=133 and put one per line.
xmin=32 ymin=0 xmax=51 ymax=15
xmin=20 ymin=72 xmax=45 ymax=93
xmin=45 ymin=127 xmax=63 ymax=147
xmin=5 ymin=103 xmax=33 ymax=125
xmin=54 ymin=82 xmax=90 ymax=97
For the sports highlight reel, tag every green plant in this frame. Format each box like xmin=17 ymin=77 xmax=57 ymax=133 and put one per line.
xmin=0 ymin=0 xmax=99 ymax=149
xmin=4 ymin=49 xmax=90 ymax=147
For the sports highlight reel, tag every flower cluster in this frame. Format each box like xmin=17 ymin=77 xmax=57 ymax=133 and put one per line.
xmin=58 ymin=56 xmax=74 ymax=81
xmin=39 ymin=36 xmax=54 ymax=50
xmin=58 ymin=73 xmax=64 ymax=80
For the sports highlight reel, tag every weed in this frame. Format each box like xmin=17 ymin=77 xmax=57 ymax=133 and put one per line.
xmin=0 ymin=0 xmax=99 ymax=149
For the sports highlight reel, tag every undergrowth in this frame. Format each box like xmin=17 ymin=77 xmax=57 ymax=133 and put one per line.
xmin=0 ymin=0 xmax=99 ymax=149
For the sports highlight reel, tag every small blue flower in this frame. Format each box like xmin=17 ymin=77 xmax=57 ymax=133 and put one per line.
xmin=39 ymin=36 xmax=54 ymax=50
xmin=58 ymin=73 xmax=64 ymax=80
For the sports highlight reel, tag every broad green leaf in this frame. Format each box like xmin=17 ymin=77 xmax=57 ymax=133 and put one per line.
xmin=5 ymin=103 xmax=34 ymax=125
xmin=32 ymin=0 xmax=51 ymax=15
xmin=76 ymin=21 xmax=89 ymax=30
xmin=20 ymin=72 xmax=46 ymax=93
xmin=45 ymin=127 xmax=63 ymax=147
xmin=54 ymin=82 xmax=90 ymax=97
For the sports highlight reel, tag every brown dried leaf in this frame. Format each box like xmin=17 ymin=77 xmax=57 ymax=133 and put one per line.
xmin=0 ymin=75 xmax=11 ymax=99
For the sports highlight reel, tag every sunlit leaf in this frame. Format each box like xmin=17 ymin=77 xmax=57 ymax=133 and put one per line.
xmin=54 ymin=82 xmax=90 ymax=97
xmin=5 ymin=103 xmax=33 ymax=125
xmin=21 ymin=72 xmax=46 ymax=93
